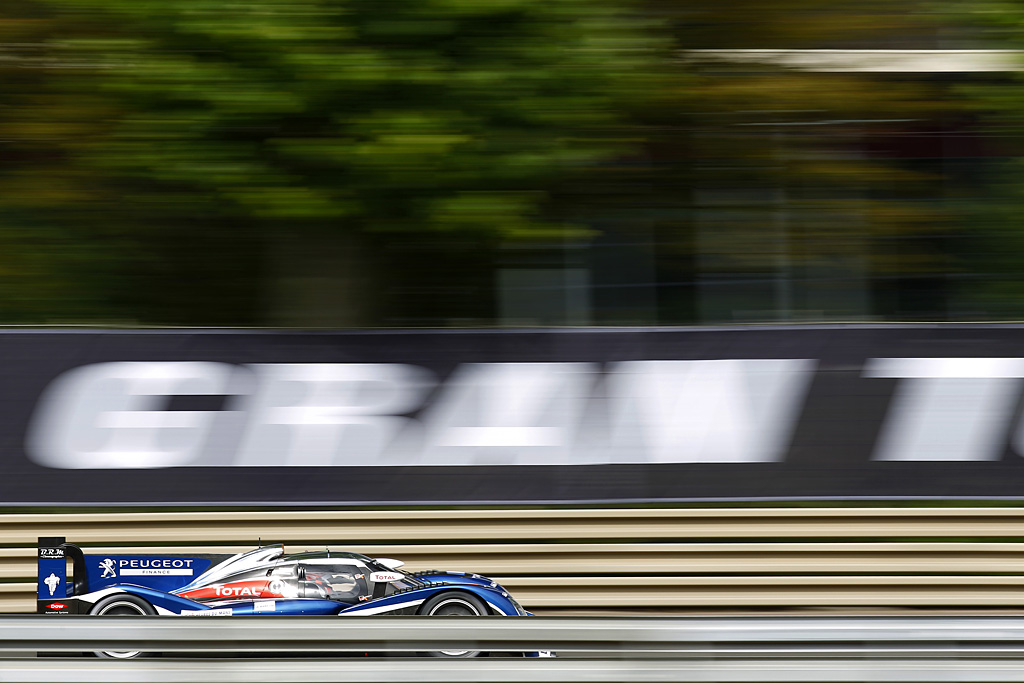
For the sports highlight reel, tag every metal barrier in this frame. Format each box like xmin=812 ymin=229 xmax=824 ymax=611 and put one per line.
xmin=6 ymin=507 xmax=1024 ymax=612
xmin=19 ymin=659 xmax=1024 ymax=683
xmin=9 ymin=616 xmax=1024 ymax=682
xmin=10 ymin=615 xmax=1024 ymax=652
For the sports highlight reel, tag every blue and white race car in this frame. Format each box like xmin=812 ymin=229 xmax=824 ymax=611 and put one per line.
xmin=37 ymin=536 xmax=545 ymax=659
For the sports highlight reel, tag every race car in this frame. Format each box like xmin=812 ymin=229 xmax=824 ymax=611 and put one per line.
xmin=37 ymin=536 xmax=546 ymax=659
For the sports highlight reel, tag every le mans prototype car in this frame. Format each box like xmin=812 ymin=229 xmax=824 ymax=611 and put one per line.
xmin=37 ymin=536 xmax=546 ymax=659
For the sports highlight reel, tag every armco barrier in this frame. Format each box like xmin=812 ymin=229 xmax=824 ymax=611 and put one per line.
xmin=10 ymin=614 xmax=1024 ymax=652
xmin=7 ymin=508 xmax=1024 ymax=613
xmin=9 ymin=616 xmax=1024 ymax=682
xmin=19 ymin=660 xmax=1024 ymax=683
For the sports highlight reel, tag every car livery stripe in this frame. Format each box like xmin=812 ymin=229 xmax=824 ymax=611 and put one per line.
xmin=341 ymin=598 xmax=424 ymax=616
xmin=485 ymin=600 xmax=513 ymax=616
xmin=178 ymin=579 xmax=272 ymax=600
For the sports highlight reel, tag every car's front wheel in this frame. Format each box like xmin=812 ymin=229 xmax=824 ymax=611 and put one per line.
xmin=419 ymin=592 xmax=488 ymax=658
xmin=89 ymin=595 xmax=156 ymax=659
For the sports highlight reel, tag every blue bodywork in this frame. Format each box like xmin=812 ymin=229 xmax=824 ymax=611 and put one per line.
xmin=38 ymin=540 xmax=525 ymax=619
xmin=37 ymin=537 xmax=551 ymax=658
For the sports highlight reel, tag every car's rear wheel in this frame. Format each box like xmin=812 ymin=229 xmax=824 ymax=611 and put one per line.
xmin=90 ymin=595 xmax=156 ymax=659
xmin=420 ymin=592 xmax=489 ymax=658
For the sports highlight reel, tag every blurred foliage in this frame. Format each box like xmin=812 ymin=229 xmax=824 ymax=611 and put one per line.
xmin=0 ymin=0 xmax=1005 ymax=325
xmin=667 ymin=1 xmax=954 ymax=291
xmin=0 ymin=0 xmax=670 ymax=325
xmin=942 ymin=1 xmax=1024 ymax=319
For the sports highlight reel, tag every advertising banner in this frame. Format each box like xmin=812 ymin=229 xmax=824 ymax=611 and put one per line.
xmin=7 ymin=325 xmax=1024 ymax=503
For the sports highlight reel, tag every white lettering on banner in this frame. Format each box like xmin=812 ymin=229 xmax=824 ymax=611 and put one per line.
xmin=416 ymin=363 xmax=596 ymax=466
xmin=603 ymin=359 xmax=817 ymax=464
xmin=25 ymin=360 xmax=818 ymax=468
xmin=865 ymin=358 xmax=1024 ymax=462
xmin=254 ymin=600 xmax=275 ymax=612
xmin=26 ymin=362 xmax=236 ymax=469
xmin=233 ymin=363 xmax=434 ymax=467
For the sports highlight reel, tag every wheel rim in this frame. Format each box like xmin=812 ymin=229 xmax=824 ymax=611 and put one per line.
xmin=96 ymin=600 xmax=147 ymax=659
xmin=428 ymin=597 xmax=481 ymax=657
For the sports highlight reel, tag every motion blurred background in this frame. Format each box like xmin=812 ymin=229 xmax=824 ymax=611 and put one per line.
xmin=8 ymin=0 xmax=1024 ymax=619
xmin=3 ymin=0 xmax=1023 ymax=328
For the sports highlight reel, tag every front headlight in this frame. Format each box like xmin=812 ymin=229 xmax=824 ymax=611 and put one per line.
xmin=509 ymin=596 xmax=527 ymax=616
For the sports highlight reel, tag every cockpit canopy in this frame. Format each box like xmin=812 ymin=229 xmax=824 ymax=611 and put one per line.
xmin=175 ymin=545 xmax=420 ymax=603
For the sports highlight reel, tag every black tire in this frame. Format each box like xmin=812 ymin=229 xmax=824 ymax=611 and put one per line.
xmin=419 ymin=592 xmax=489 ymax=658
xmin=89 ymin=595 xmax=156 ymax=659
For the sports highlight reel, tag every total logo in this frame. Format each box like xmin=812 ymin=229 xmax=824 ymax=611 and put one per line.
xmin=214 ymin=585 xmax=261 ymax=597
xmin=178 ymin=579 xmax=290 ymax=601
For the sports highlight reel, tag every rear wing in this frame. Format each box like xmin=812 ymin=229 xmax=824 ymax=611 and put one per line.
xmin=37 ymin=537 xmax=229 ymax=614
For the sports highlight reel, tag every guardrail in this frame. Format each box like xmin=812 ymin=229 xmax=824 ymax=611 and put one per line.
xmin=9 ymin=616 xmax=1024 ymax=682
xmin=7 ymin=615 xmax=1024 ymax=654
xmin=15 ymin=659 xmax=1024 ymax=683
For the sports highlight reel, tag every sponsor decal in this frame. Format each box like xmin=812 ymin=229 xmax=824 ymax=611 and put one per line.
xmin=47 ymin=602 xmax=66 ymax=610
xmin=253 ymin=600 xmax=275 ymax=612
xmin=105 ymin=558 xmax=194 ymax=576
xmin=214 ymin=585 xmax=260 ymax=597
xmin=99 ymin=558 xmax=116 ymax=578
xmin=268 ymin=578 xmax=287 ymax=595
xmin=181 ymin=608 xmax=232 ymax=617
xmin=370 ymin=572 xmax=402 ymax=583
xmin=43 ymin=573 xmax=61 ymax=597
xmin=179 ymin=580 xmax=268 ymax=600
xmin=38 ymin=547 xmax=64 ymax=559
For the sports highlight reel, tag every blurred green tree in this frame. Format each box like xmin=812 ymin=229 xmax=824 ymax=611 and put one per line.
xmin=0 ymin=0 xmax=669 ymax=325
xmin=0 ymin=0 xmax=983 ymax=325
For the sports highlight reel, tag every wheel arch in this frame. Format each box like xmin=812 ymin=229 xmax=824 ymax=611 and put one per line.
xmin=437 ymin=585 xmax=520 ymax=616
xmin=418 ymin=588 xmax=505 ymax=616
xmin=89 ymin=593 xmax=156 ymax=616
